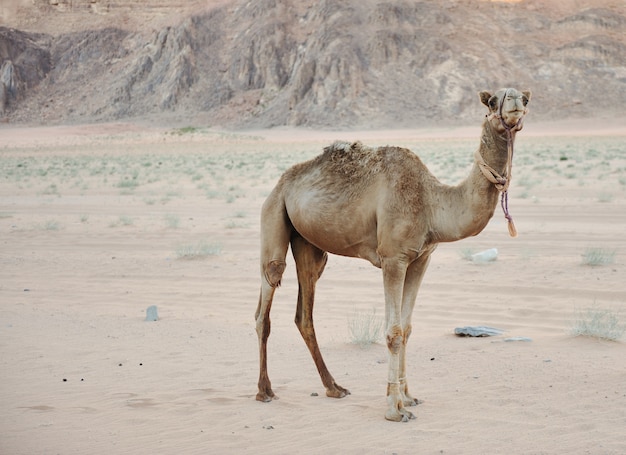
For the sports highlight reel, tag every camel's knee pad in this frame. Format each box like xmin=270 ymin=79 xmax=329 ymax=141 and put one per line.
xmin=264 ymin=260 xmax=286 ymax=287
xmin=386 ymin=326 xmax=403 ymax=354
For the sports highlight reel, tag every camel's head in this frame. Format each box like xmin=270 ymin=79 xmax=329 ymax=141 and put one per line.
xmin=480 ymin=88 xmax=531 ymax=132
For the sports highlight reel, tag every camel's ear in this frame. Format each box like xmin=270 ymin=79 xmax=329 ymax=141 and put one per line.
xmin=479 ymin=91 xmax=498 ymax=111
xmin=522 ymin=90 xmax=531 ymax=106
xmin=479 ymin=91 xmax=492 ymax=108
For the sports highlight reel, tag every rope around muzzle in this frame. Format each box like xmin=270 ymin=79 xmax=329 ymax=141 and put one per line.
xmin=475 ymin=90 xmax=524 ymax=238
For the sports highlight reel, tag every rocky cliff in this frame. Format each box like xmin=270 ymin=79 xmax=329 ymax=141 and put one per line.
xmin=1 ymin=0 xmax=625 ymax=128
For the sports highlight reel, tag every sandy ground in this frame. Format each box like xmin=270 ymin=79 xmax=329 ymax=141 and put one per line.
xmin=1 ymin=120 xmax=625 ymax=454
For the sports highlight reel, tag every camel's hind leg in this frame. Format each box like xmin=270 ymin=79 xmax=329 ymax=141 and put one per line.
xmin=291 ymin=234 xmax=350 ymax=398
xmin=255 ymin=194 xmax=290 ymax=402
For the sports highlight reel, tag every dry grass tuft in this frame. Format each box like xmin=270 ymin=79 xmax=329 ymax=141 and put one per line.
xmin=581 ymin=248 xmax=616 ymax=266
xmin=348 ymin=308 xmax=383 ymax=347
xmin=176 ymin=241 xmax=222 ymax=259
xmin=571 ymin=306 xmax=625 ymax=341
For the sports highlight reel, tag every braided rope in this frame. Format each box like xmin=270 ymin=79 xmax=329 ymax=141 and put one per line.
xmin=475 ymin=89 xmax=524 ymax=238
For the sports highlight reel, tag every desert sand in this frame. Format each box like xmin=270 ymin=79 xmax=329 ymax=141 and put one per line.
xmin=1 ymin=120 xmax=625 ymax=454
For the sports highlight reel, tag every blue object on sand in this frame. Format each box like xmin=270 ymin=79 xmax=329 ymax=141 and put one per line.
xmin=145 ymin=305 xmax=159 ymax=321
xmin=504 ymin=336 xmax=532 ymax=342
xmin=454 ymin=326 xmax=503 ymax=337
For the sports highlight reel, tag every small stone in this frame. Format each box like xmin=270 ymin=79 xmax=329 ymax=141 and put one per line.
xmin=310 ymin=392 xmax=318 ymax=397
xmin=471 ymin=248 xmax=498 ymax=263
xmin=504 ymin=337 xmax=532 ymax=342
xmin=145 ymin=305 xmax=158 ymax=322
xmin=454 ymin=326 xmax=504 ymax=337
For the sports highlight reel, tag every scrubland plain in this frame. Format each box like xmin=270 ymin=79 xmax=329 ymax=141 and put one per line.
xmin=1 ymin=122 xmax=625 ymax=454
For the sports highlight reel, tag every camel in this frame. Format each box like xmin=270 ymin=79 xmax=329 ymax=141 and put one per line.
xmin=255 ymin=88 xmax=531 ymax=422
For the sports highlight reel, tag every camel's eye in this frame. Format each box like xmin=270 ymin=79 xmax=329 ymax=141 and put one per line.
xmin=522 ymin=96 xmax=529 ymax=107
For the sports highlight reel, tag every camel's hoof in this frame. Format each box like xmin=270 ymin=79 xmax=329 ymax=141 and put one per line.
xmin=326 ymin=384 xmax=350 ymax=399
xmin=403 ymin=397 xmax=422 ymax=407
xmin=385 ymin=408 xmax=416 ymax=422
xmin=256 ymin=391 xmax=278 ymax=402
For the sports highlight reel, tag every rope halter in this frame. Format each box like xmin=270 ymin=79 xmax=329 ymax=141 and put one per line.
xmin=475 ymin=89 xmax=526 ymax=238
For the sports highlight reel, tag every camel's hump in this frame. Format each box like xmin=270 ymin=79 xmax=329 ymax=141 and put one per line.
xmin=321 ymin=140 xmax=416 ymax=164
xmin=323 ymin=140 xmax=370 ymax=155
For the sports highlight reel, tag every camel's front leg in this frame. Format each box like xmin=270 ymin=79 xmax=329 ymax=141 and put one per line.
xmin=398 ymin=253 xmax=432 ymax=407
xmin=381 ymin=256 xmax=415 ymax=422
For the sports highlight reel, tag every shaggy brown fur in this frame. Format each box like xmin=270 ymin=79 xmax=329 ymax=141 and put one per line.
xmin=255 ymin=88 xmax=531 ymax=421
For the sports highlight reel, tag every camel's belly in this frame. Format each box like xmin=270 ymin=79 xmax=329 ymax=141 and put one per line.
xmin=287 ymin=194 xmax=379 ymax=265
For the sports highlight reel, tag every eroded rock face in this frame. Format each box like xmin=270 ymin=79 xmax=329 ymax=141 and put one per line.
xmin=1 ymin=1 xmax=625 ymax=127
xmin=0 ymin=61 xmax=13 ymax=113
xmin=0 ymin=27 xmax=51 ymax=113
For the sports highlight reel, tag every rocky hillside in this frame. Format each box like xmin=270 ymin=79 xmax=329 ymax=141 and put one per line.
xmin=1 ymin=0 xmax=625 ymax=128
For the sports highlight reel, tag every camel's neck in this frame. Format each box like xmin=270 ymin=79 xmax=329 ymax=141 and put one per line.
xmin=430 ymin=120 xmax=512 ymax=243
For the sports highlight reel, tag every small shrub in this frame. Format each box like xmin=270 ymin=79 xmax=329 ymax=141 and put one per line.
xmin=348 ymin=308 xmax=383 ymax=347
xmin=225 ymin=220 xmax=249 ymax=229
xmin=571 ymin=306 xmax=625 ymax=341
xmin=170 ymin=126 xmax=200 ymax=135
xmin=43 ymin=220 xmax=61 ymax=230
xmin=109 ymin=215 xmax=134 ymax=227
xmin=42 ymin=184 xmax=60 ymax=196
xmin=119 ymin=215 xmax=134 ymax=226
xmin=116 ymin=171 xmax=139 ymax=190
xmin=581 ymin=248 xmax=616 ymax=266
xmin=164 ymin=214 xmax=180 ymax=229
xmin=176 ymin=241 xmax=222 ymax=259
xmin=165 ymin=190 xmax=182 ymax=199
